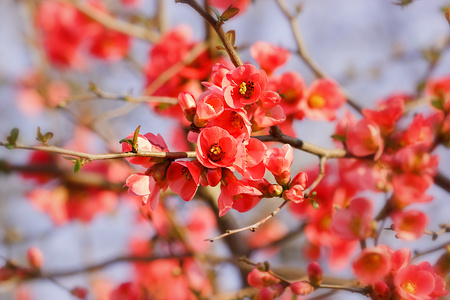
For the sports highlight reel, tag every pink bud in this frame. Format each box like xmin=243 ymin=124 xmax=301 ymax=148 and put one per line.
xmin=290 ymin=281 xmax=314 ymax=295
xmin=307 ymin=262 xmax=323 ymax=286
xmin=178 ymin=92 xmax=197 ymax=122
xmin=269 ymin=184 xmax=283 ymax=197
xmin=27 ymin=247 xmax=44 ymax=269
xmin=247 ymin=268 xmax=280 ymax=289
xmin=259 ymin=283 xmax=284 ymax=300
xmin=71 ymin=287 xmax=88 ymax=299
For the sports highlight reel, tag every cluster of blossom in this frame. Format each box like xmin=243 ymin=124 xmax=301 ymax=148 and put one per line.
xmin=36 ymin=0 xmax=130 ymax=68
xmin=123 ymin=60 xmax=325 ymax=216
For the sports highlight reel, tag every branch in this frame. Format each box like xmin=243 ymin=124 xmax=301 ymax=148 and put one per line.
xmin=0 ymin=142 xmax=196 ymax=161
xmin=206 ymin=200 xmax=289 ymax=242
xmin=256 ymin=125 xmax=348 ymax=159
xmin=207 ymin=155 xmax=327 ymax=243
xmin=412 ymin=241 xmax=450 ymax=261
xmin=175 ymin=0 xmax=243 ymax=67
xmin=69 ymin=0 xmax=159 ymax=42
xmin=60 ymin=84 xmax=179 ymax=107
xmin=275 ymin=0 xmax=363 ymax=113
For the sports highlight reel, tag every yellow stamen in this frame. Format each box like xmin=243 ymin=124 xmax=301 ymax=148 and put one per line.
xmin=309 ymin=95 xmax=326 ymax=108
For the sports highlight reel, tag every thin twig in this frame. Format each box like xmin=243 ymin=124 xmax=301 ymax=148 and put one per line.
xmin=206 ymin=200 xmax=289 ymax=242
xmin=412 ymin=241 xmax=450 ymax=261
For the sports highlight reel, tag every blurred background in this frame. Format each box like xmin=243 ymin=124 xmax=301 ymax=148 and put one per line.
xmin=0 ymin=0 xmax=449 ymax=299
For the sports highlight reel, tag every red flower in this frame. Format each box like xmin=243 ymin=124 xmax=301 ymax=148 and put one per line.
xmin=352 ymin=246 xmax=392 ymax=285
xmin=222 ymin=64 xmax=267 ymax=108
xmin=346 ymin=118 xmax=384 ymax=160
xmin=250 ymin=41 xmax=291 ymax=76
xmin=394 ymin=264 xmax=436 ymax=300
xmin=391 ymin=210 xmax=428 ymax=241
xmin=330 ymin=197 xmax=374 ymax=240
xmin=196 ymin=126 xmax=238 ymax=169
xmin=264 ymin=144 xmax=293 ymax=185
xmin=167 ymin=161 xmax=201 ymax=201
xmin=298 ymin=78 xmax=346 ymax=121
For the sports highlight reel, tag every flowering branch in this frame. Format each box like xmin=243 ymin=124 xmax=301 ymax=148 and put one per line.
xmin=175 ymin=0 xmax=243 ymax=67
xmin=0 ymin=142 xmax=196 ymax=161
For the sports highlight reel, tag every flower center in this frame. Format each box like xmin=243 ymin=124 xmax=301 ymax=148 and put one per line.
xmin=239 ymin=81 xmax=255 ymax=99
xmin=402 ymin=280 xmax=417 ymax=294
xmin=308 ymin=95 xmax=326 ymax=108
xmin=229 ymin=111 xmax=244 ymax=129
xmin=208 ymin=143 xmax=225 ymax=162
xmin=181 ymin=166 xmax=192 ymax=181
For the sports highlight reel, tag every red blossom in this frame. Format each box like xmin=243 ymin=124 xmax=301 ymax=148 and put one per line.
xmin=196 ymin=126 xmax=238 ymax=169
xmin=391 ymin=210 xmax=428 ymax=241
xmin=167 ymin=160 xmax=201 ymax=201
xmin=222 ymin=64 xmax=267 ymax=108
xmin=352 ymin=246 xmax=392 ymax=285
xmin=346 ymin=118 xmax=384 ymax=160
xmin=250 ymin=41 xmax=291 ymax=75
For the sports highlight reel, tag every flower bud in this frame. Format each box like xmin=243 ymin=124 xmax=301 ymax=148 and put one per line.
xmin=247 ymin=268 xmax=280 ymax=289
xmin=307 ymin=262 xmax=323 ymax=286
xmin=259 ymin=283 xmax=284 ymax=300
xmin=290 ymin=281 xmax=314 ymax=295
xmin=27 ymin=247 xmax=44 ymax=269
xmin=269 ymin=184 xmax=283 ymax=197
xmin=70 ymin=287 xmax=88 ymax=299
xmin=178 ymin=92 xmax=196 ymax=122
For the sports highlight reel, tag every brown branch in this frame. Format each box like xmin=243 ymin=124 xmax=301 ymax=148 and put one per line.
xmin=412 ymin=241 xmax=450 ymax=261
xmin=256 ymin=125 xmax=348 ymax=159
xmin=0 ymin=142 xmax=196 ymax=161
xmin=175 ymin=0 xmax=243 ymax=67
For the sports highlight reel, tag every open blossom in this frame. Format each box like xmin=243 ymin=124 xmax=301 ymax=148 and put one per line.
xmin=352 ymin=246 xmax=392 ymax=285
xmin=392 ymin=173 xmax=433 ymax=208
xmin=391 ymin=210 xmax=428 ymax=241
xmin=250 ymin=41 xmax=291 ymax=75
xmin=218 ymin=170 xmax=262 ymax=216
xmin=346 ymin=118 xmax=384 ymax=160
xmin=252 ymin=105 xmax=286 ymax=130
xmin=394 ymin=264 xmax=437 ymax=300
xmin=233 ymin=138 xmax=266 ymax=180
xmin=196 ymin=126 xmax=238 ymax=169
xmin=362 ymin=95 xmax=405 ymax=136
xmin=206 ymin=108 xmax=251 ymax=139
xmin=330 ymin=197 xmax=374 ymax=240
xmin=298 ymin=78 xmax=346 ymax=121
xmin=167 ymin=161 xmax=201 ymax=202
xmin=222 ymin=64 xmax=267 ymax=108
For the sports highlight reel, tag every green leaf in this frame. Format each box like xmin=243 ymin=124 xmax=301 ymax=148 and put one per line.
xmin=6 ymin=128 xmax=19 ymax=149
xmin=132 ymin=125 xmax=141 ymax=150
xmin=311 ymin=200 xmax=320 ymax=210
xmin=431 ymin=99 xmax=444 ymax=110
xmin=331 ymin=134 xmax=346 ymax=143
xmin=73 ymin=159 xmax=82 ymax=173
xmin=226 ymin=30 xmax=236 ymax=47
xmin=209 ymin=6 xmax=221 ymax=20
xmin=36 ymin=127 xmax=54 ymax=145
xmin=222 ymin=6 xmax=239 ymax=21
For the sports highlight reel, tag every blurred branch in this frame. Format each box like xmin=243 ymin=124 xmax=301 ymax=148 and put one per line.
xmin=68 ymin=0 xmax=159 ymax=42
xmin=275 ymin=0 xmax=363 ymax=113
xmin=144 ymin=42 xmax=208 ymax=95
xmin=175 ymin=0 xmax=243 ymax=67
xmin=412 ymin=241 xmax=450 ymax=261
